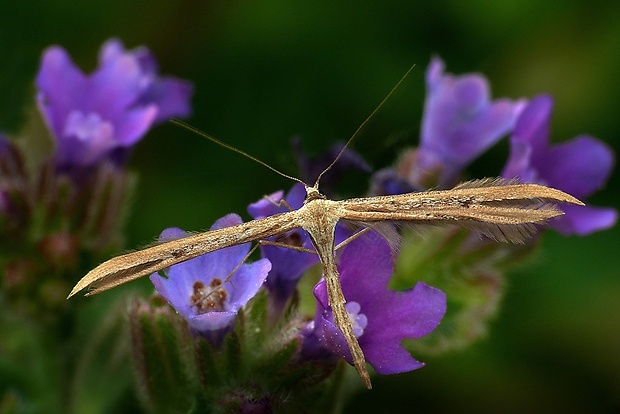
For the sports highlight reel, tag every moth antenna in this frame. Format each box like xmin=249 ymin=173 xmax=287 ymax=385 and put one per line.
xmin=314 ymin=63 xmax=417 ymax=189
xmin=170 ymin=119 xmax=307 ymax=186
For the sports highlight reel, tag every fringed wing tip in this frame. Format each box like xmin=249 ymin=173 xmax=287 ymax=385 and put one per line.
xmin=469 ymin=202 xmax=566 ymax=244
xmin=454 ymin=178 xmax=585 ymax=206
xmin=473 ymin=222 xmax=538 ymax=244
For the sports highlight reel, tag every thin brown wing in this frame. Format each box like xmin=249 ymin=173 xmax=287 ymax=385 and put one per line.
xmin=338 ymin=178 xmax=584 ymax=243
xmin=68 ymin=211 xmax=302 ymax=298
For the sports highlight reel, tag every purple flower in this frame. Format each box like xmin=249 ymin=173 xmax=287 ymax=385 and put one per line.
xmin=99 ymin=39 xmax=193 ymax=124
xmin=368 ymin=167 xmax=415 ymax=196
xmin=502 ymin=95 xmax=617 ymax=235
xmin=414 ymin=56 xmax=525 ymax=188
xmin=36 ymin=38 xmax=193 ymax=167
xmin=303 ymin=230 xmax=446 ymax=375
xmin=247 ymin=184 xmax=350 ymax=308
xmin=149 ymin=214 xmax=271 ymax=337
xmin=291 ymin=137 xmax=371 ymax=195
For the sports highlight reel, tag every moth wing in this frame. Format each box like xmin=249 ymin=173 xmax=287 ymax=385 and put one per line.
xmin=337 ymin=179 xmax=583 ymax=244
xmin=69 ymin=212 xmax=301 ymax=297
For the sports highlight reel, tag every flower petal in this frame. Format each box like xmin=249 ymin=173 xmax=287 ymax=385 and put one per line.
xmin=363 ymin=341 xmax=425 ymax=375
xmin=502 ymin=132 xmax=537 ymax=181
xmin=150 ymin=271 xmax=192 ymax=318
xmin=247 ymin=190 xmax=287 ymax=218
xmin=35 ymin=46 xmax=87 ymax=135
xmin=114 ymin=105 xmax=159 ymax=146
xmin=502 ymin=94 xmax=616 ymax=235
xmin=189 ymin=311 xmax=237 ymax=331
xmin=420 ymin=56 xmax=523 ymax=186
xmin=99 ymin=38 xmax=191 ymax=123
xmin=203 ymin=214 xmax=251 ymax=274
xmin=99 ymin=38 xmax=159 ymax=75
xmin=98 ymin=38 xmax=125 ymax=64
xmin=361 ymin=283 xmax=446 ymax=375
xmin=227 ymin=258 xmax=271 ymax=307
xmin=159 ymin=227 xmax=187 ymax=241
xmin=308 ymin=231 xmax=446 ymax=375
xmin=537 ymin=135 xmax=614 ymax=199
xmin=311 ymin=315 xmax=353 ymax=361
xmin=140 ymin=77 xmax=194 ymax=123
xmin=552 ymin=204 xmax=617 ymax=236
xmin=510 ymin=94 xmax=553 ymax=159
xmin=88 ymin=53 xmax=144 ymax=119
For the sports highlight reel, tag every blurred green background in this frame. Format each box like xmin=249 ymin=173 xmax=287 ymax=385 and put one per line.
xmin=1 ymin=0 xmax=619 ymax=412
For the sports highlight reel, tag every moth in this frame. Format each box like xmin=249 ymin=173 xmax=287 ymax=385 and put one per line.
xmin=68 ymin=71 xmax=584 ymax=389
xmin=68 ymin=170 xmax=582 ymax=389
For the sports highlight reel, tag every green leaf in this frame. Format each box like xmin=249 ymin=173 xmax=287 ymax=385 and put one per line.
xmin=394 ymin=227 xmax=538 ymax=354
xmin=128 ymin=297 xmax=196 ymax=414
xmin=69 ymin=298 xmax=134 ymax=414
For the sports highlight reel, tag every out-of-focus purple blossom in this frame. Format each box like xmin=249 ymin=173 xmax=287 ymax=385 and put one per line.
xmin=36 ymin=38 xmax=193 ymax=168
xmin=302 ymin=230 xmax=446 ymax=375
xmin=291 ymin=137 xmax=371 ymax=195
xmin=502 ymin=95 xmax=616 ymax=235
xmin=413 ymin=56 xmax=525 ymax=188
xmin=149 ymin=214 xmax=271 ymax=339
xmin=368 ymin=167 xmax=414 ymax=196
xmin=247 ymin=184 xmax=351 ymax=308
xmin=99 ymin=39 xmax=193 ymax=124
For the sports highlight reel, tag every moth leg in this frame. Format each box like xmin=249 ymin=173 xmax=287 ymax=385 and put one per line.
xmin=224 ymin=242 xmax=261 ymax=285
xmin=337 ymin=221 xmax=401 ymax=254
xmin=333 ymin=227 xmax=373 ymax=251
xmin=258 ymin=239 xmax=316 ymax=254
xmin=194 ymin=243 xmax=261 ymax=308
xmin=262 ymin=194 xmax=294 ymax=211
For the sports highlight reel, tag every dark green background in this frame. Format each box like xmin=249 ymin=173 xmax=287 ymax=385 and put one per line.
xmin=1 ymin=1 xmax=619 ymax=412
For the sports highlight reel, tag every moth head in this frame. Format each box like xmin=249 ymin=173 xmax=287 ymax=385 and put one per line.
xmin=304 ymin=185 xmax=326 ymax=203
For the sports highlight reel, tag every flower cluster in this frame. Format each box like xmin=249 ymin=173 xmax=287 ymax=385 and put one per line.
xmin=150 ymin=215 xmax=271 ymax=341
xmin=36 ymin=38 xmax=192 ymax=169
xmin=246 ymin=183 xmax=352 ymax=310
xmin=0 ymin=39 xmax=194 ymax=413
xmin=145 ymin=57 xmax=616 ymax=401
xmin=374 ymin=56 xmax=616 ymax=236
xmin=302 ymin=230 xmax=446 ymax=375
xmin=416 ymin=57 xmax=526 ymax=188
xmin=2 ymin=37 xmax=615 ymax=412
xmin=0 ymin=38 xmax=193 ymax=311
xmin=502 ymin=95 xmax=616 ymax=234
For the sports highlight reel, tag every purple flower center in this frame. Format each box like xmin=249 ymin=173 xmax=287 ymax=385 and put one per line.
xmin=345 ymin=301 xmax=368 ymax=338
xmin=63 ymin=110 xmax=114 ymax=143
xmin=190 ymin=278 xmax=229 ymax=314
xmin=305 ymin=301 xmax=368 ymax=340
